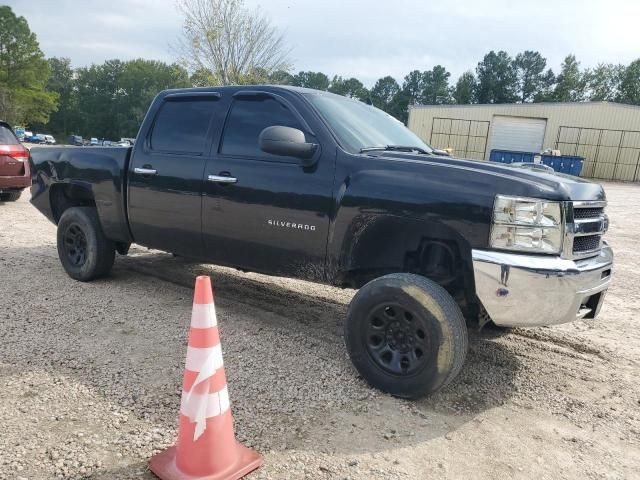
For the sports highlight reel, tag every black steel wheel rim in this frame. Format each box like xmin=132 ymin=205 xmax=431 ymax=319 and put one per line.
xmin=364 ymin=303 xmax=432 ymax=376
xmin=63 ymin=223 xmax=88 ymax=267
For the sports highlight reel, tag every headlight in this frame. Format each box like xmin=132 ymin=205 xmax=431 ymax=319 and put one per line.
xmin=490 ymin=195 xmax=563 ymax=254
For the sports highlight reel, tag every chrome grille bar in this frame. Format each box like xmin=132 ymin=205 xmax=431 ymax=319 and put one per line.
xmin=564 ymin=200 xmax=608 ymax=259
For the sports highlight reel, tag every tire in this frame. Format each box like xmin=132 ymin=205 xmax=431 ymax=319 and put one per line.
xmin=345 ymin=273 xmax=468 ymax=399
xmin=0 ymin=191 xmax=21 ymax=202
xmin=56 ymin=207 xmax=116 ymax=281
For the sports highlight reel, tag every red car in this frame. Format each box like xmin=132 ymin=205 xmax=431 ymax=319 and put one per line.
xmin=0 ymin=121 xmax=30 ymax=202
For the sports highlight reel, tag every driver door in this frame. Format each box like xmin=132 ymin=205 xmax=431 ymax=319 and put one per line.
xmin=201 ymin=92 xmax=334 ymax=280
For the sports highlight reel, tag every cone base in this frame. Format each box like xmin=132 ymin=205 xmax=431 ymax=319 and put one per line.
xmin=149 ymin=443 xmax=262 ymax=480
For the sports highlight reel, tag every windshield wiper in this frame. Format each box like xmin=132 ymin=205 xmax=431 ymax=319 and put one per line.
xmin=360 ymin=145 xmax=432 ymax=155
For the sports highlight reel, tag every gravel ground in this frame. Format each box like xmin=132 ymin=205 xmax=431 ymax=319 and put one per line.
xmin=0 ymin=181 xmax=639 ymax=480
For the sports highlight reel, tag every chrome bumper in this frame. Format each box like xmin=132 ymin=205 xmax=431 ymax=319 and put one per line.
xmin=472 ymin=244 xmax=613 ymax=327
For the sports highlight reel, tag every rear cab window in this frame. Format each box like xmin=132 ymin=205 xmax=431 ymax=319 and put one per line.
xmin=150 ymin=97 xmax=218 ymax=154
xmin=220 ymin=96 xmax=305 ymax=160
xmin=0 ymin=125 xmax=19 ymax=145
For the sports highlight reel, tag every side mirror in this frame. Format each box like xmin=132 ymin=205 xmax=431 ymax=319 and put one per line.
xmin=259 ymin=126 xmax=318 ymax=165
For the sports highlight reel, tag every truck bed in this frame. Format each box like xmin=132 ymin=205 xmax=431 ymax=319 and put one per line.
xmin=30 ymin=146 xmax=133 ymax=244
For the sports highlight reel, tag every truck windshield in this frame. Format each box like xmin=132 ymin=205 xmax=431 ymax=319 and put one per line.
xmin=304 ymin=93 xmax=433 ymax=155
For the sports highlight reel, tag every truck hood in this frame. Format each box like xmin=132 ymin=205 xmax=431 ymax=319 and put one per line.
xmin=375 ymin=151 xmax=606 ymax=202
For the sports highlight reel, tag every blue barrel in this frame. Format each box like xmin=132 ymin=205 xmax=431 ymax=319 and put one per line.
xmin=570 ymin=157 xmax=584 ymax=177
xmin=540 ymin=154 xmax=584 ymax=176
xmin=490 ymin=150 xmax=536 ymax=164
xmin=541 ymin=155 xmax=556 ymax=170
xmin=558 ymin=159 xmax=568 ymax=174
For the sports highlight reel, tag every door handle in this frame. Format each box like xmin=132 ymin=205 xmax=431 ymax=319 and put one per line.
xmin=134 ymin=167 xmax=158 ymax=175
xmin=207 ymin=174 xmax=238 ymax=184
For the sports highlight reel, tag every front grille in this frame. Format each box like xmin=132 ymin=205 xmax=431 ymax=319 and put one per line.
xmin=570 ymin=202 xmax=607 ymax=257
xmin=574 ymin=207 xmax=604 ymax=220
xmin=573 ymin=235 xmax=601 ymax=253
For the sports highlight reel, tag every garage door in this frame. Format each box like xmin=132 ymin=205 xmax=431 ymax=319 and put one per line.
xmin=489 ymin=116 xmax=547 ymax=154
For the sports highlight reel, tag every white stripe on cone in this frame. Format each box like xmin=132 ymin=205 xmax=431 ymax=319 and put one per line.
xmin=180 ymin=385 xmax=230 ymax=421
xmin=190 ymin=303 xmax=218 ymax=328
xmin=183 ymin=343 xmax=226 ymax=441
xmin=185 ymin=345 xmax=223 ymax=373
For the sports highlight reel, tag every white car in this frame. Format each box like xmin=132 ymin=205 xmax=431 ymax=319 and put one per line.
xmin=44 ymin=135 xmax=56 ymax=145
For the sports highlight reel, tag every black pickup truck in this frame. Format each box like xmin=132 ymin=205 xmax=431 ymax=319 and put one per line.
xmin=30 ymin=86 xmax=613 ymax=398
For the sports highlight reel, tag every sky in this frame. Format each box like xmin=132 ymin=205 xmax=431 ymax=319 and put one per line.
xmin=6 ymin=0 xmax=640 ymax=87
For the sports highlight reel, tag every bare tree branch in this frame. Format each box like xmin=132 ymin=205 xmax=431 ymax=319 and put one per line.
xmin=175 ymin=0 xmax=291 ymax=85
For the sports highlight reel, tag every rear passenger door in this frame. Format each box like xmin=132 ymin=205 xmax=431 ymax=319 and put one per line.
xmin=128 ymin=93 xmax=221 ymax=257
xmin=201 ymin=91 xmax=335 ymax=280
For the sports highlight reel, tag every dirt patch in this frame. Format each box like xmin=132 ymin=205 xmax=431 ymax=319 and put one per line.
xmin=0 ymin=181 xmax=639 ymax=479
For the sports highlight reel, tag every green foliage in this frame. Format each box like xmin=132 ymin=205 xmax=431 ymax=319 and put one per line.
xmin=422 ymin=65 xmax=451 ymax=104
xmin=0 ymin=6 xmax=57 ymax=125
xmin=370 ymin=76 xmax=400 ymax=113
xmin=550 ymin=55 xmax=586 ymax=102
xmin=402 ymin=70 xmax=425 ymax=105
xmin=190 ymin=68 xmax=216 ymax=87
xmin=292 ymin=71 xmax=330 ymax=90
xmin=618 ymin=59 xmax=640 ymax=105
xmin=392 ymin=67 xmax=454 ymax=122
xmin=50 ymin=58 xmax=190 ymax=139
xmin=453 ymin=71 xmax=476 ymax=104
xmin=475 ymin=51 xmax=518 ymax=103
xmin=585 ymin=63 xmax=625 ymax=101
xmin=514 ymin=51 xmax=554 ymax=102
xmin=43 ymin=58 xmax=75 ymax=134
xmin=328 ymin=76 xmax=368 ymax=100
xmin=269 ymin=70 xmax=295 ymax=85
xmin=29 ymin=34 xmax=640 ymax=139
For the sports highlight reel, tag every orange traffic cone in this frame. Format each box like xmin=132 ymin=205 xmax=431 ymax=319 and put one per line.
xmin=150 ymin=275 xmax=262 ymax=480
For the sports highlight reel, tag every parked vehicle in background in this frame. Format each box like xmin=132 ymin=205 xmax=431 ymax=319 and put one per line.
xmin=25 ymin=134 xmax=42 ymax=143
xmin=14 ymin=126 xmax=26 ymax=142
xmin=90 ymin=137 xmax=99 ymax=146
xmin=0 ymin=121 xmax=30 ymax=202
xmin=29 ymin=86 xmax=613 ymax=399
xmin=44 ymin=135 xmax=56 ymax=145
xmin=120 ymin=137 xmax=135 ymax=145
xmin=66 ymin=135 xmax=83 ymax=146
xmin=116 ymin=141 xmax=130 ymax=147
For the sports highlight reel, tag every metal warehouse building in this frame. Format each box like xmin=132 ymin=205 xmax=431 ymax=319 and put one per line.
xmin=407 ymin=102 xmax=640 ymax=181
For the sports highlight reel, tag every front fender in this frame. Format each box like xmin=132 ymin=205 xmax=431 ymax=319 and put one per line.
xmin=329 ymin=176 xmax=476 ymax=285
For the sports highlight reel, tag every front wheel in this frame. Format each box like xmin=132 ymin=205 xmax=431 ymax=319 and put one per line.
xmin=345 ymin=273 xmax=468 ymax=399
xmin=57 ymin=207 xmax=116 ymax=281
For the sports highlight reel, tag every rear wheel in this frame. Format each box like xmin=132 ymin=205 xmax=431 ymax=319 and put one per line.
xmin=0 ymin=191 xmax=21 ymax=202
xmin=57 ymin=207 xmax=115 ymax=281
xmin=345 ymin=273 xmax=468 ymax=398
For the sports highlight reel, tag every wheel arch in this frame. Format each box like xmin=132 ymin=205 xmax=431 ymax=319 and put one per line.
xmin=50 ymin=182 xmax=96 ymax=224
xmin=334 ymin=214 xmax=478 ymax=318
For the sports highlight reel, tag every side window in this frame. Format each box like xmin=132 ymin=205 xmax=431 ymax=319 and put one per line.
xmin=220 ymin=97 xmax=303 ymax=158
xmin=150 ymin=98 xmax=217 ymax=154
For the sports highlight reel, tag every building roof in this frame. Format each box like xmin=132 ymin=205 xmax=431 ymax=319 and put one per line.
xmin=409 ymin=101 xmax=640 ymax=111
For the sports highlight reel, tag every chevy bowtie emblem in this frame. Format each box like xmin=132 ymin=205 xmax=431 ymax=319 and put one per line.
xmin=267 ymin=219 xmax=316 ymax=231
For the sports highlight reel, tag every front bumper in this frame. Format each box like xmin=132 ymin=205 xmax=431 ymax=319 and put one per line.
xmin=472 ymin=244 xmax=613 ymax=327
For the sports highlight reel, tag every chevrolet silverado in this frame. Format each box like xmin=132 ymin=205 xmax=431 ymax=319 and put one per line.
xmin=29 ymin=86 xmax=613 ymax=398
